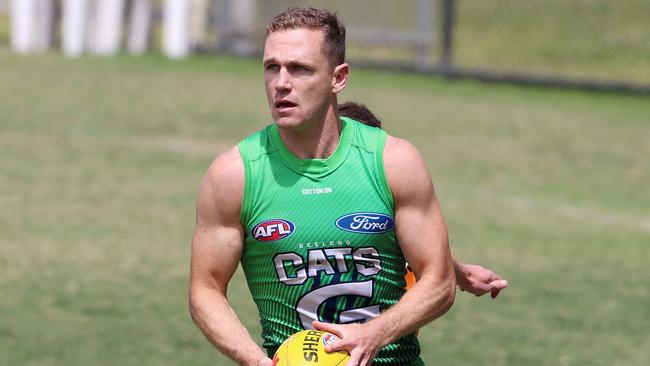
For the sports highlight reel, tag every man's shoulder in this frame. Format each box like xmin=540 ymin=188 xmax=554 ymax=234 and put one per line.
xmin=204 ymin=145 xmax=245 ymax=191
xmin=195 ymin=144 xmax=245 ymax=222
xmin=383 ymin=135 xmax=422 ymax=163
xmin=383 ymin=135 xmax=432 ymax=201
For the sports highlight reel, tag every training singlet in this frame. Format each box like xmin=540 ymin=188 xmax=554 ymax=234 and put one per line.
xmin=237 ymin=117 xmax=424 ymax=365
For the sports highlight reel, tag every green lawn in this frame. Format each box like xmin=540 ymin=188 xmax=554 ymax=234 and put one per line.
xmin=455 ymin=0 xmax=650 ymax=83
xmin=0 ymin=52 xmax=648 ymax=366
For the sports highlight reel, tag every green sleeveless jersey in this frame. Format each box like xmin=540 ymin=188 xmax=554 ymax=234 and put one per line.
xmin=237 ymin=117 xmax=424 ymax=365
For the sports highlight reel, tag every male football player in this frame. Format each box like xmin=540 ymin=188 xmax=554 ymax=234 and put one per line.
xmin=191 ymin=8 xmax=458 ymax=366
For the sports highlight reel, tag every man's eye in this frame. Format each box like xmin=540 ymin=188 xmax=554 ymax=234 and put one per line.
xmin=265 ymin=64 xmax=279 ymax=71
xmin=290 ymin=65 xmax=309 ymax=73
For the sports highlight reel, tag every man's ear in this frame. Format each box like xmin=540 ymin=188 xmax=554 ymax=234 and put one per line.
xmin=332 ymin=63 xmax=349 ymax=94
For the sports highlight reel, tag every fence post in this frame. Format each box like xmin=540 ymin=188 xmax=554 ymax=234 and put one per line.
xmin=416 ymin=0 xmax=434 ymax=69
xmin=127 ymin=0 xmax=153 ymax=55
xmin=10 ymin=0 xmax=36 ymax=53
xmin=230 ymin=0 xmax=256 ymax=54
xmin=62 ymin=0 xmax=89 ymax=57
xmin=92 ymin=0 xmax=125 ymax=55
xmin=440 ymin=0 xmax=455 ymax=74
xmin=34 ymin=0 xmax=55 ymax=51
xmin=163 ymin=0 xmax=190 ymax=59
xmin=213 ymin=0 xmax=230 ymax=52
xmin=190 ymin=0 xmax=209 ymax=50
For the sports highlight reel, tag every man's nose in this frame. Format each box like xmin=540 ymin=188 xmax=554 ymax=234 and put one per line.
xmin=275 ymin=68 xmax=291 ymax=91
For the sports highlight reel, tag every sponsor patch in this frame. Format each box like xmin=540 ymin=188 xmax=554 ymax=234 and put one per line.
xmin=252 ymin=219 xmax=295 ymax=242
xmin=335 ymin=213 xmax=395 ymax=234
xmin=322 ymin=333 xmax=340 ymax=346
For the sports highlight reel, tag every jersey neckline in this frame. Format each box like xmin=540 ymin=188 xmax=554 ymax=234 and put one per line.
xmin=269 ymin=117 xmax=355 ymax=177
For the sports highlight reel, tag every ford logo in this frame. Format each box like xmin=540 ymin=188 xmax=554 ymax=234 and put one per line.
xmin=335 ymin=213 xmax=395 ymax=234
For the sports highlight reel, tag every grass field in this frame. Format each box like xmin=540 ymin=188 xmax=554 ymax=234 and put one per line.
xmin=0 ymin=50 xmax=649 ymax=366
xmin=454 ymin=0 xmax=650 ymax=83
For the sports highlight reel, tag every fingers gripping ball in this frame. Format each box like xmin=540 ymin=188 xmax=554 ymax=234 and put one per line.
xmin=273 ymin=330 xmax=350 ymax=366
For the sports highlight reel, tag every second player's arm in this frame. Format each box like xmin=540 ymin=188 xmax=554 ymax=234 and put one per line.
xmin=453 ymin=259 xmax=508 ymax=298
xmin=188 ymin=147 xmax=272 ymax=366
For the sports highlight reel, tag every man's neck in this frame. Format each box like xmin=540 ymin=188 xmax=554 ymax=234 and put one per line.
xmin=276 ymin=108 xmax=343 ymax=159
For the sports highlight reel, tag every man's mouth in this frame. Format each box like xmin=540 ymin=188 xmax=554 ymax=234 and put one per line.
xmin=275 ymin=100 xmax=297 ymax=110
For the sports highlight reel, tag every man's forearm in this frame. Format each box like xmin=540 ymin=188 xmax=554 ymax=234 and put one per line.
xmin=367 ymin=269 xmax=456 ymax=347
xmin=189 ymin=286 xmax=267 ymax=366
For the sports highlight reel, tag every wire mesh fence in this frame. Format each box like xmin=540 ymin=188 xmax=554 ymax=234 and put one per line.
xmin=2 ymin=0 xmax=649 ymax=93
xmin=451 ymin=0 xmax=650 ymax=91
xmin=207 ymin=0 xmax=650 ymax=92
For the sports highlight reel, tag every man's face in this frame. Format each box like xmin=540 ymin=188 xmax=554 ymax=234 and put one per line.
xmin=263 ymin=28 xmax=340 ymax=129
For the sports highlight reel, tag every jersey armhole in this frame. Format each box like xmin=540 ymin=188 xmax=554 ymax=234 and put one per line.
xmin=237 ymin=140 xmax=252 ymax=226
xmin=376 ymin=130 xmax=395 ymax=210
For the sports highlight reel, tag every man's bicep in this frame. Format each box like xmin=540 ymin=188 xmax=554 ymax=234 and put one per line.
xmin=394 ymin=192 xmax=449 ymax=279
xmin=189 ymin=146 xmax=246 ymax=293
xmin=384 ymin=137 xmax=451 ymax=278
xmin=190 ymin=222 xmax=244 ymax=293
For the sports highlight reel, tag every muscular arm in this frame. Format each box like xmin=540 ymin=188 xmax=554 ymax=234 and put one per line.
xmin=376 ymin=136 xmax=456 ymax=336
xmin=188 ymin=146 xmax=271 ymax=366
xmin=315 ymin=136 xmax=456 ymax=365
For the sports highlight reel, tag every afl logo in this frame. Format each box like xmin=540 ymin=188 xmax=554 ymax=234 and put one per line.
xmin=322 ymin=333 xmax=340 ymax=346
xmin=336 ymin=213 xmax=395 ymax=234
xmin=252 ymin=219 xmax=295 ymax=242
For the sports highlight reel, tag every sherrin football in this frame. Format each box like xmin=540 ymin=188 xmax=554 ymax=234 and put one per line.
xmin=272 ymin=330 xmax=350 ymax=366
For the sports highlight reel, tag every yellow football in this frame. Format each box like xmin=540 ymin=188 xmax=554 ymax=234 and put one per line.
xmin=273 ymin=330 xmax=350 ymax=366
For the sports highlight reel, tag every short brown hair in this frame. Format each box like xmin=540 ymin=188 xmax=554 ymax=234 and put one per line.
xmin=338 ymin=102 xmax=382 ymax=128
xmin=266 ymin=7 xmax=346 ymax=66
